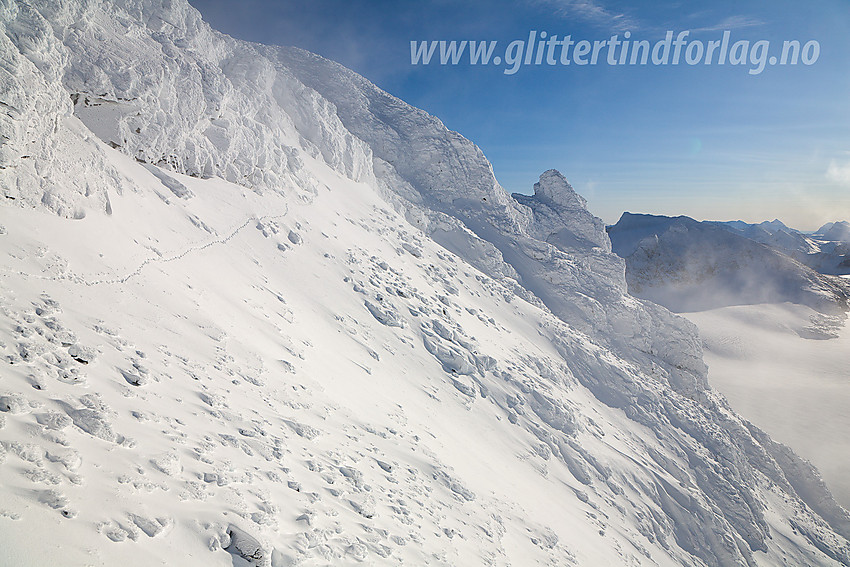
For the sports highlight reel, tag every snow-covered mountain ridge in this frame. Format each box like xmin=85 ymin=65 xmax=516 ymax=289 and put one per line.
xmin=2 ymin=1 xmax=850 ymax=565
xmin=708 ymin=219 xmax=850 ymax=276
xmin=608 ymin=212 xmax=850 ymax=320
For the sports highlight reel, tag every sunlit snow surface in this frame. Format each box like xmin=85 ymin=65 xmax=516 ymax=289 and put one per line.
xmin=608 ymin=212 xmax=850 ymax=513
xmin=686 ymin=304 xmax=850 ymax=509
xmin=0 ymin=154 xmax=729 ymax=566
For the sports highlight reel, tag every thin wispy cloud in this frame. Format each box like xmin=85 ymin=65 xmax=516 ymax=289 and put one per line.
xmin=827 ymin=158 xmax=850 ymax=186
xmin=693 ymin=15 xmax=766 ymax=33
xmin=532 ymin=0 xmax=638 ymax=31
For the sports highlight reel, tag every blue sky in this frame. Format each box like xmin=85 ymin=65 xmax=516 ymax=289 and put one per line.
xmin=188 ymin=0 xmax=850 ymax=230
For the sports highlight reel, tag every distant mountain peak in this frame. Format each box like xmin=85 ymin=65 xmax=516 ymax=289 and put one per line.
xmin=823 ymin=220 xmax=850 ymax=242
xmin=608 ymin=212 xmax=850 ymax=312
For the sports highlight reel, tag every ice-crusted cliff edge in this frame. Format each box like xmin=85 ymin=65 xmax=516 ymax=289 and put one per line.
xmin=2 ymin=1 xmax=850 ymax=565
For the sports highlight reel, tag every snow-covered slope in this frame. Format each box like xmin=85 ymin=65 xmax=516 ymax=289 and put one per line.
xmin=709 ymin=219 xmax=815 ymax=257
xmin=685 ymin=303 xmax=850 ymax=511
xmin=821 ymin=221 xmax=850 ymax=243
xmin=275 ymin=50 xmax=709 ymax=397
xmin=2 ymin=1 xmax=850 ymax=566
xmin=608 ymin=211 xmax=850 ymax=515
xmin=608 ymin=213 xmax=850 ymax=318
xmin=810 ymin=222 xmax=850 ymax=275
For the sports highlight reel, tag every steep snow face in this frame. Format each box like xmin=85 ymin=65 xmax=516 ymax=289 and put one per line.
xmin=5 ymin=148 xmax=850 ymax=567
xmin=608 ymin=213 xmax=850 ymax=315
xmin=273 ymin=46 xmax=529 ymax=234
xmin=2 ymin=0 xmax=709 ymax=395
xmin=276 ymin=49 xmax=707 ymax=394
xmin=507 ymin=172 xmax=708 ymax=396
xmin=4 ymin=1 xmax=850 ymax=566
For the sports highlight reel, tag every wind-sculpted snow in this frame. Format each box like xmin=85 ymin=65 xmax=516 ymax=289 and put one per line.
xmin=0 ymin=0 xmax=123 ymax=217
xmin=275 ymin=47 xmax=530 ymax=231
xmin=514 ymin=169 xmax=610 ymax=253
xmin=278 ymin=48 xmax=708 ymax=394
xmin=3 ymin=1 xmax=850 ymax=566
xmin=3 ymin=0 xmax=705 ymax=392
xmin=1 ymin=0 xmax=374 ymax=213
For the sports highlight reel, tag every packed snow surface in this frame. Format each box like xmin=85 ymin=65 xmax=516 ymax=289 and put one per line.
xmin=2 ymin=1 xmax=850 ymax=566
